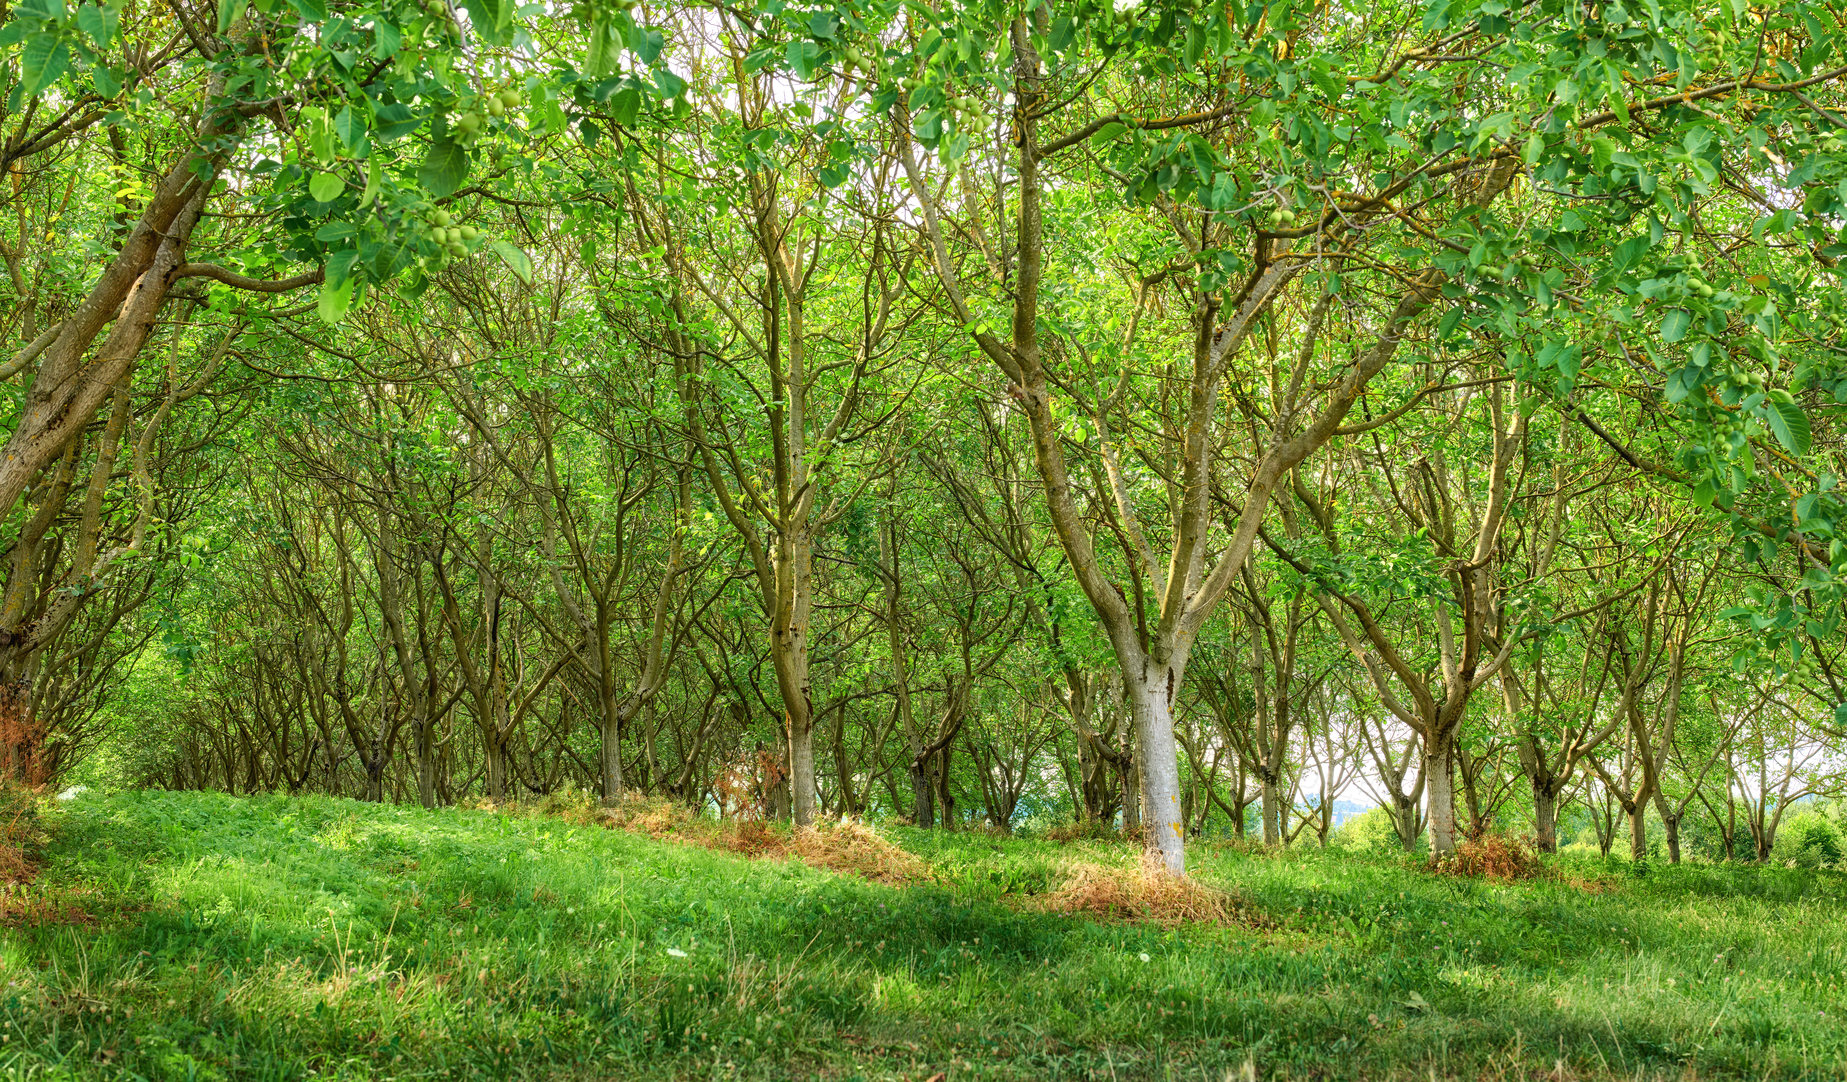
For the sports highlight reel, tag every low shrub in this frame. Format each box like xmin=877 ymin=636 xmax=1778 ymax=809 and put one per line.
xmin=1774 ymin=811 xmax=1845 ymax=868
xmin=1332 ymin=806 xmax=1406 ymax=853
xmin=1432 ymin=833 xmax=1541 ymax=881
xmin=597 ymin=792 xmax=709 ymax=837
xmin=1041 ymin=818 xmax=1126 ymax=843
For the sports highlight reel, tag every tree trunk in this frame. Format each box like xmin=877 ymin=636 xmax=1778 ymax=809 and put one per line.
xmin=1119 ymin=754 xmax=1140 ymax=833
xmin=1533 ymin=782 xmax=1559 ymax=853
xmin=1261 ymin=777 xmax=1282 ymax=846
xmin=1661 ymin=812 xmax=1682 ymax=863
xmin=600 ymin=710 xmax=624 ymax=808
xmin=1393 ymin=795 xmax=1420 ymax=850
xmin=483 ymin=719 xmax=508 ymax=804
xmin=1125 ymin=670 xmax=1185 ymax=875
xmin=788 ymin=699 xmax=816 ymax=827
xmin=909 ymin=760 xmax=935 ymax=827
xmin=1425 ymin=734 xmax=1458 ymax=855
xmin=416 ymin=715 xmax=436 ymax=810
xmin=1629 ymin=803 xmax=1648 ymax=861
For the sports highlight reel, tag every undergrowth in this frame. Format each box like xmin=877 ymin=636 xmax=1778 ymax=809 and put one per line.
xmin=3 ymin=790 xmax=1844 ymax=1080
xmin=1430 ymin=833 xmax=1542 ymax=882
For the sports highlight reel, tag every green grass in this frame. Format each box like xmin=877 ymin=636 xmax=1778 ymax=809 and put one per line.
xmin=3 ymin=790 xmax=1845 ymax=1080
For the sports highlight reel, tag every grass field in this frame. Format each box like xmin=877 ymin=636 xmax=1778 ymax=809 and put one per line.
xmin=2 ymin=790 xmax=1845 ymax=1080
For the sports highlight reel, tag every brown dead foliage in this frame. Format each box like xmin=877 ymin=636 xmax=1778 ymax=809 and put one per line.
xmin=1031 ymin=862 xmax=1273 ymax=928
xmin=1 ymin=783 xmax=43 ymax=889
xmin=0 ymin=888 xmax=98 ymax=928
xmin=1431 ymin=834 xmax=1542 ymax=882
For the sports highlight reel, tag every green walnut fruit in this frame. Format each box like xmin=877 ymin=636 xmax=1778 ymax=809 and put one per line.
xmin=459 ymin=225 xmax=480 ymax=242
xmin=1266 ymin=210 xmax=1284 ymax=227
xmin=487 ymin=98 xmax=506 ymax=118
xmin=432 ymin=209 xmax=453 ymax=227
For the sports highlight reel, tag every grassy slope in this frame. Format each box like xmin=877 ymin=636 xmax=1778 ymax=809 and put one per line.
xmin=1 ymin=791 xmax=1844 ymax=1080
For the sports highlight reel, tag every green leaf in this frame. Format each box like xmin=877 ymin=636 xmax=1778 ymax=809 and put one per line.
xmin=1612 ymin=235 xmax=1650 ymax=272
xmin=216 ymin=0 xmax=241 ymax=33
xmin=1660 ymin=309 xmax=1690 ymax=343
xmin=1090 ymin=121 xmax=1128 ymax=146
xmin=374 ymin=104 xmax=418 ymax=141
xmin=459 ymin=0 xmax=510 ymax=43
xmin=75 ymin=3 xmax=118 ymax=47
xmin=1521 ymin=131 xmax=1543 ymax=166
xmin=491 ymin=239 xmax=533 ymax=286
xmin=317 ymin=277 xmax=354 ymax=324
xmin=1765 ymin=397 xmax=1812 ymax=456
xmin=627 ymin=22 xmax=663 ymax=63
xmin=334 ymin=105 xmax=366 ymax=152
xmin=417 ymin=138 xmax=469 ymax=198
xmin=308 ymin=171 xmax=344 ymax=202
xmin=20 ymin=34 xmax=70 ymax=96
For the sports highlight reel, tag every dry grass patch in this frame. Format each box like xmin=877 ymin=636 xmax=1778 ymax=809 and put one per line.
xmin=1032 ymin=861 xmax=1272 ymax=928
xmin=788 ymin=820 xmax=926 ymax=885
xmin=583 ymin=796 xmax=926 ymax=885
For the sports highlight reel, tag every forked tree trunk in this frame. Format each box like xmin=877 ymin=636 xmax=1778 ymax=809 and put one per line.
xmin=1392 ymin=796 xmax=1421 ymax=850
